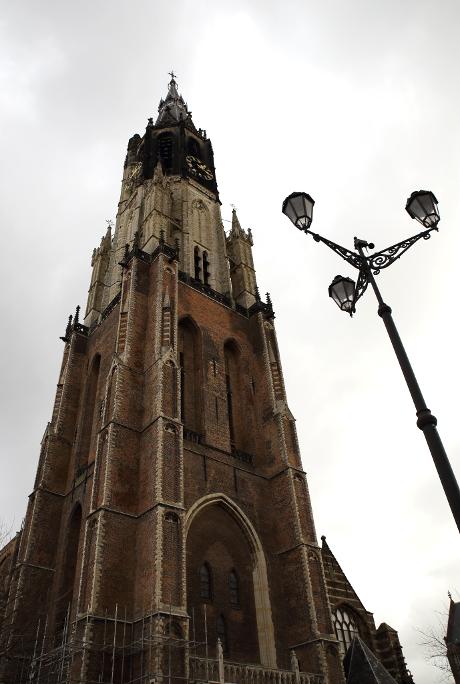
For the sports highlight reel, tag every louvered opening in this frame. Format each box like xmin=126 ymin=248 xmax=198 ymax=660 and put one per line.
xmin=162 ymin=310 xmax=171 ymax=347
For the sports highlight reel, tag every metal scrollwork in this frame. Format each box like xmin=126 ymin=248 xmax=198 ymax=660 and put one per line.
xmin=309 ymin=232 xmax=362 ymax=270
xmin=307 ymin=224 xmax=437 ymax=316
xmin=353 ymin=269 xmax=369 ymax=309
xmin=367 ymin=228 xmax=434 ymax=275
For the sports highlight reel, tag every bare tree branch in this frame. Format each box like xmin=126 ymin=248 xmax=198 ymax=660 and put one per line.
xmin=417 ymin=607 xmax=455 ymax=684
xmin=0 ymin=519 xmax=14 ymax=548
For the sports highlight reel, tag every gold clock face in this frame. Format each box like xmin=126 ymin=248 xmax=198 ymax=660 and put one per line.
xmin=186 ymin=155 xmax=214 ymax=181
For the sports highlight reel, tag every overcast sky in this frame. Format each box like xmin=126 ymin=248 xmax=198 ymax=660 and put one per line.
xmin=1 ymin=1 xmax=460 ymax=682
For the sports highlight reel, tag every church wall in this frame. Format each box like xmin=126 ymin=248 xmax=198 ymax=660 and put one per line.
xmin=176 ymin=282 xmax=326 ymax=671
xmin=94 ymin=512 xmax=137 ymax=616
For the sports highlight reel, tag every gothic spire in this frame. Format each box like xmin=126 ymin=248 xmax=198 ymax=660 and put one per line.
xmin=230 ymin=208 xmax=243 ymax=236
xmin=156 ymin=72 xmax=193 ymax=126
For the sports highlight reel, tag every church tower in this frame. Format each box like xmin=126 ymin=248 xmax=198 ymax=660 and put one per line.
xmin=0 ymin=76 xmax=410 ymax=684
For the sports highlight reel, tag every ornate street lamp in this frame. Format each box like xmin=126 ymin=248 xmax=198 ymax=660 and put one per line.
xmin=282 ymin=188 xmax=460 ymax=534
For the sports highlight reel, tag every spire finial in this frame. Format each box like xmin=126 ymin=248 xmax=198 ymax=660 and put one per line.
xmin=168 ymin=70 xmax=177 ymax=82
xmin=60 ymin=314 xmax=73 ymax=342
xmin=231 ymin=206 xmax=242 ymax=236
xmin=156 ymin=72 xmax=192 ymax=126
xmin=74 ymin=305 xmax=80 ymax=326
xmin=448 ymin=590 xmax=453 ymax=600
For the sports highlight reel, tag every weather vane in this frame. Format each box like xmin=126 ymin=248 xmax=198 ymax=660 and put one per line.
xmin=106 ymin=219 xmax=114 ymax=229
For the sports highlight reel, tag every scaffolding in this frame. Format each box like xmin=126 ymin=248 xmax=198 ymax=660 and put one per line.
xmin=1 ymin=603 xmax=205 ymax=684
xmin=1 ymin=585 xmax=326 ymax=684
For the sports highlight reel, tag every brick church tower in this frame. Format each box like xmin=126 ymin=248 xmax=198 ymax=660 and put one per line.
xmin=0 ymin=77 xmax=413 ymax=684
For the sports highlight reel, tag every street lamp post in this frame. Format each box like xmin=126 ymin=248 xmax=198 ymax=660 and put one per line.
xmin=282 ymin=190 xmax=460 ymax=534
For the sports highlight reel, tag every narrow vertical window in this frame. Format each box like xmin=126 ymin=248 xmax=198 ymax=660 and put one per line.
xmin=200 ymin=563 xmax=212 ymax=600
xmin=225 ymin=366 xmax=234 ymax=444
xmin=229 ymin=570 xmax=239 ymax=606
xmin=178 ymin=318 xmax=201 ymax=433
xmin=56 ymin=505 xmax=82 ymax=636
xmin=217 ymin=615 xmax=227 ymax=654
xmin=179 ymin=351 xmax=185 ymax=422
xmin=158 ymin=133 xmax=173 ymax=172
xmin=203 ymin=251 xmax=210 ymax=285
xmin=79 ymin=354 xmax=101 ymax=465
xmin=194 ymin=246 xmax=201 ymax=281
xmin=224 ymin=341 xmax=241 ymax=447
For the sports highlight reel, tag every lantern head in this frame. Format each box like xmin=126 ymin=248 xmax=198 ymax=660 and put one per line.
xmin=328 ymin=275 xmax=356 ymax=316
xmin=405 ymin=190 xmax=439 ymax=229
xmin=282 ymin=192 xmax=315 ymax=231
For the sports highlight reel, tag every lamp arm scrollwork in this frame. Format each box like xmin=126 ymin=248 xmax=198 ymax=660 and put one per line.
xmin=307 ymin=231 xmax=362 ymax=270
xmin=352 ymin=269 xmax=369 ymax=311
xmin=367 ymin=227 xmax=436 ymax=275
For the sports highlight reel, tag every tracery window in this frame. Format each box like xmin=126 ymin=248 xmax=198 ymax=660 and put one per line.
xmin=200 ymin=563 xmax=212 ymax=600
xmin=229 ymin=570 xmax=239 ymax=606
xmin=333 ymin=607 xmax=359 ymax=655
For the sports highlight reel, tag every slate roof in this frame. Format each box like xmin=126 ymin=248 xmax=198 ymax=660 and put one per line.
xmin=156 ymin=76 xmax=195 ymax=128
xmin=344 ymin=636 xmax=398 ymax=684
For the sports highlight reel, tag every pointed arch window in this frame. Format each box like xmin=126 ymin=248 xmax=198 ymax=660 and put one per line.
xmin=200 ymin=563 xmax=212 ymax=600
xmin=229 ymin=570 xmax=239 ymax=606
xmin=333 ymin=607 xmax=359 ymax=655
xmin=217 ymin=615 xmax=227 ymax=654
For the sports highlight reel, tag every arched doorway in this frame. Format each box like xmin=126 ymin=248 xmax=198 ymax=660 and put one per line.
xmin=185 ymin=494 xmax=277 ymax=667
